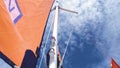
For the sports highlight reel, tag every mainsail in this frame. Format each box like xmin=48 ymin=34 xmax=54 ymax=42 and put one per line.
xmin=0 ymin=0 xmax=53 ymax=67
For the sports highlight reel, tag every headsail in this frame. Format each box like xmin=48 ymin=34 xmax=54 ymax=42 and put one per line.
xmin=0 ymin=0 xmax=53 ymax=67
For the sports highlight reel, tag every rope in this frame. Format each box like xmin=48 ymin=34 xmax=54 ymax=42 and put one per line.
xmin=38 ymin=19 xmax=53 ymax=68
xmin=59 ymin=29 xmax=73 ymax=68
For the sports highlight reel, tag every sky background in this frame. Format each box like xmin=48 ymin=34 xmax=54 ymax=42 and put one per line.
xmin=37 ymin=0 xmax=120 ymax=68
xmin=0 ymin=0 xmax=120 ymax=68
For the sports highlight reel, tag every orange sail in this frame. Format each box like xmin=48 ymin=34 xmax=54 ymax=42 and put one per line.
xmin=0 ymin=0 xmax=53 ymax=67
xmin=111 ymin=58 xmax=120 ymax=68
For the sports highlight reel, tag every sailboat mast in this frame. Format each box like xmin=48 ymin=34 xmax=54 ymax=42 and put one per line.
xmin=53 ymin=0 xmax=59 ymax=41
xmin=49 ymin=0 xmax=59 ymax=68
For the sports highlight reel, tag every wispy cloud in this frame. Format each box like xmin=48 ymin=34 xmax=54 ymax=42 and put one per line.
xmin=39 ymin=0 xmax=120 ymax=68
xmin=57 ymin=0 xmax=120 ymax=68
xmin=103 ymin=0 xmax=120 ymax=65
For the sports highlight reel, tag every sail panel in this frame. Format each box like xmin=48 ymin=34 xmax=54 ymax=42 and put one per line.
xmin=16 ymin=0 xmax=54 ymax=52
xmin=0 ymin=0 xmax=53 ymax=66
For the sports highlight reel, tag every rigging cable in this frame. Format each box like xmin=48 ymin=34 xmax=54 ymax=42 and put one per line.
xmin=38 ymin=18 xmax=53 ymax=68
xmin=59 ymin=29 xmax=73 ymax=68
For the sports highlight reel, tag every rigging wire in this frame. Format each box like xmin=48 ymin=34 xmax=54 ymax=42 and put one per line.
xmin=44 ymin=53 xmax=47 ymax=68
xmin=38 ymin=18 xmax=53 ymax=68
xmin=59 ymin=29 xmax=73 ymax=68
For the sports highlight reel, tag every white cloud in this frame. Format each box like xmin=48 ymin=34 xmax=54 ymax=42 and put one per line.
xmin=40 ymin=0 xmax=120 ymax=68
xmin=56 ymin=0 xmax=120 ymax=67
xmin=102 ymin=0 xmax=120 ymax=65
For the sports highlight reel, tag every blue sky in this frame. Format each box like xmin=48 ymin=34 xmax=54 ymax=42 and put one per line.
xmin=37 ymin=0 xmax=120 ymax=68
xmin=0 ymin=59 xmax=11 ymax=68
xmin=0 ymin=0 xmax=120 ymax=68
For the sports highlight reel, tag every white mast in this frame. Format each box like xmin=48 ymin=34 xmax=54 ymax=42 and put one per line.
xmin=38 ymin=0 xmax=77 ymax=68
xmin=48 ymin=0 xmax=77 ymax=68
xmin=49 ymin=0 xmax=59 ymax=68
xmin=53 ymin=0 xmax=59 ymax=41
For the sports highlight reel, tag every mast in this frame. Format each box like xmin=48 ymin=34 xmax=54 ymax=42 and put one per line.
xmin=49 ymin=0 xmax=59 ymax=68
xmin=48 ymin=0 xmax=77 ymax=68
